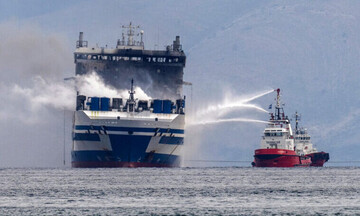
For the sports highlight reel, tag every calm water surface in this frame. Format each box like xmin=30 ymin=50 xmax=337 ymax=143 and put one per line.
xmin=0 ymin=167 xmax=359 ymax=215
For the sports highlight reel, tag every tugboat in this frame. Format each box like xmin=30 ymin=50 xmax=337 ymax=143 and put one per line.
xmin=293 ymin=112 xmax=329 ymax=167
xmin=252 ymin=89 xmax=311 ymax=167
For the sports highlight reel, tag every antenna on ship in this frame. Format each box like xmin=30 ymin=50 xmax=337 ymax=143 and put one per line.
xmin=127 ymin=79 xmax=136 ymax=112
xmin=140 ymin=30 xmax=144 ymax=47
xmin=275 ymin=88 xmax=281 ymax=120
xmin=293 ymin=111 xmax=301 ymax=134
xmin=122 ymin=22 xmax=140 ymax=46
xmin=130 ymin=79 xmax=135 ymax=100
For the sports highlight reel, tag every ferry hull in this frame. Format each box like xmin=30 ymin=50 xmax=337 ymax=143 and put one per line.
xmin=71 ymin=148 xmax=181 ymax=168
xmin=253 ymin=149 xmax=311 ymax=167
xmin=306 ymin=152 xmax=329 ymax=167
xmin=72 ymin=162 xmax=177 ymax=168
xmin=72 ymin=159 xmax=180 ymax=168
xmin=71 ymin=111 xmax=184 ymax=168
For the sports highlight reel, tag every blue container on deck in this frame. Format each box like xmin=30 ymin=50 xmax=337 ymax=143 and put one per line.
xmin=89 ymin=97 xmax=100 ymax=111
xmin=162 ymin=100 xmax=172 ymax=114
xmin=101 ymin=97 xmax=110 ymax=111
xmin=153 ymin=100 xmax=162 ymax=113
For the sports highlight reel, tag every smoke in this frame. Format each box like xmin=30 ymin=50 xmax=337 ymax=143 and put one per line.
xmin=0 ymin=22 xmax=74 ymax=167
xmin=1 ymin=70 xmax=152 ymax=123
xmin=12 ymin=77 xmax=75 ymax=110
xmin=76 ymin=71 xmax=152 ymax=100
xmin=0 ymin=21 xmax=153 ymax=167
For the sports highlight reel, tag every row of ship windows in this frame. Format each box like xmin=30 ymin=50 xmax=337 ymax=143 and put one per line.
xmin=264 ymin=132 xmax=284 ymax=136
xmin=96 ymin=121 xmax=156 ymax=126
xmin=75 ymin=54 xmax=181 ymax=63
xmin=295 ymin=137 xmax=310 ymax=140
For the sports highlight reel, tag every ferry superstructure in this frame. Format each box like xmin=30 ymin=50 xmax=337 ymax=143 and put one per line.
xmin=72 ymin=23 xmax=186 ymax=168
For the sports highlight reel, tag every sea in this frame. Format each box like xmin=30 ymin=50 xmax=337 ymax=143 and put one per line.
xmin=0 ymin=167 xmax=359 ymax=215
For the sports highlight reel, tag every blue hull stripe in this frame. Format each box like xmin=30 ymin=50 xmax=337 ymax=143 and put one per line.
xmin=75 ymin=125 xmax=184 ymax=134
xmin=73 ymin=133 xmax=183 ymax=145
xmin=159 ymin=136 xmax=184 ymax=144
xmin=74 ymin=133 xmax=100 ymax=141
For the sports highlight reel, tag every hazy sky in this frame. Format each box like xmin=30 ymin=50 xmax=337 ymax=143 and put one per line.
xmin=0 ymin=0 xmax=359 ymax=167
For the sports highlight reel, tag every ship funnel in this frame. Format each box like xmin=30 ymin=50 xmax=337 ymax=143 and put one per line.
xmin=79 ymin=32 xmax=83 ymax=43
xmin=173 ymin=36 xmax=182 ymax=52
xmin=76 ymin=32 xmax=88 ymax=48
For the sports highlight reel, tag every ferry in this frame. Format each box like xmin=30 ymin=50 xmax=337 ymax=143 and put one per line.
xmin=72 ymin=23 xmax=186 ymax=167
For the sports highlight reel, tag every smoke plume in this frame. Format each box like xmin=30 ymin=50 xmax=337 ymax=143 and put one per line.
xmin=76 ymin=71 xmax=152 ymax=101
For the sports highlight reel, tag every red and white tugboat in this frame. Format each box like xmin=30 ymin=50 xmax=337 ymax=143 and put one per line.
xmin=252 ymin=89 xmax=311 ymax=167
xmin=293 ymin=112 xmax=329 ymax=167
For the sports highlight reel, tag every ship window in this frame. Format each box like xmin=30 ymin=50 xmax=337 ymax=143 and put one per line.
xmin=265 ymin=133 xmax=270 ymax=136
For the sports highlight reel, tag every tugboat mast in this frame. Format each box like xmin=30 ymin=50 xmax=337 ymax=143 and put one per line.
xmin=275 ymin=88 xmax=282 ymax=120
xmin=294 ymin=111 xmax=301 ymax=133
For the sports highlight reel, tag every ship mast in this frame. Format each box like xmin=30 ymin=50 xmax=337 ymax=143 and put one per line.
xmin=294 ymin=111 xmax=301 ymax=133
xmin=275 ymin=88 xmax=282 ymax=120
xmin=127 ymin=79 xmax=136 ymax=112
xmin=122 ymin=22 xmax=140 ymax=46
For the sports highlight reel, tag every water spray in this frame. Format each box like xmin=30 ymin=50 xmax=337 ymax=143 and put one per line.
xmin=186 ymin=89 xmax=275 ymax=128
xmin=195 ymin=89 xmax=274 ymax=117
xmin=187 ymin=118 xmax=269 ymax=127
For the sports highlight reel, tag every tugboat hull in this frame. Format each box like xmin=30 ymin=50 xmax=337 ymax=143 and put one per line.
xmin=253 ymin=149 xmax=311 ymax=167
xmin=306 ymin=152 xmax=330 ymax=167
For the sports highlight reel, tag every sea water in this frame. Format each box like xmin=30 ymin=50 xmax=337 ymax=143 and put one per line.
xmin=0 ymin=167 xmax=359 ymax=215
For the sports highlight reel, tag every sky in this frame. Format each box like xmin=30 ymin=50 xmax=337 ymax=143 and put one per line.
xmin=0 ymin=0 xmax=359 ymax=167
